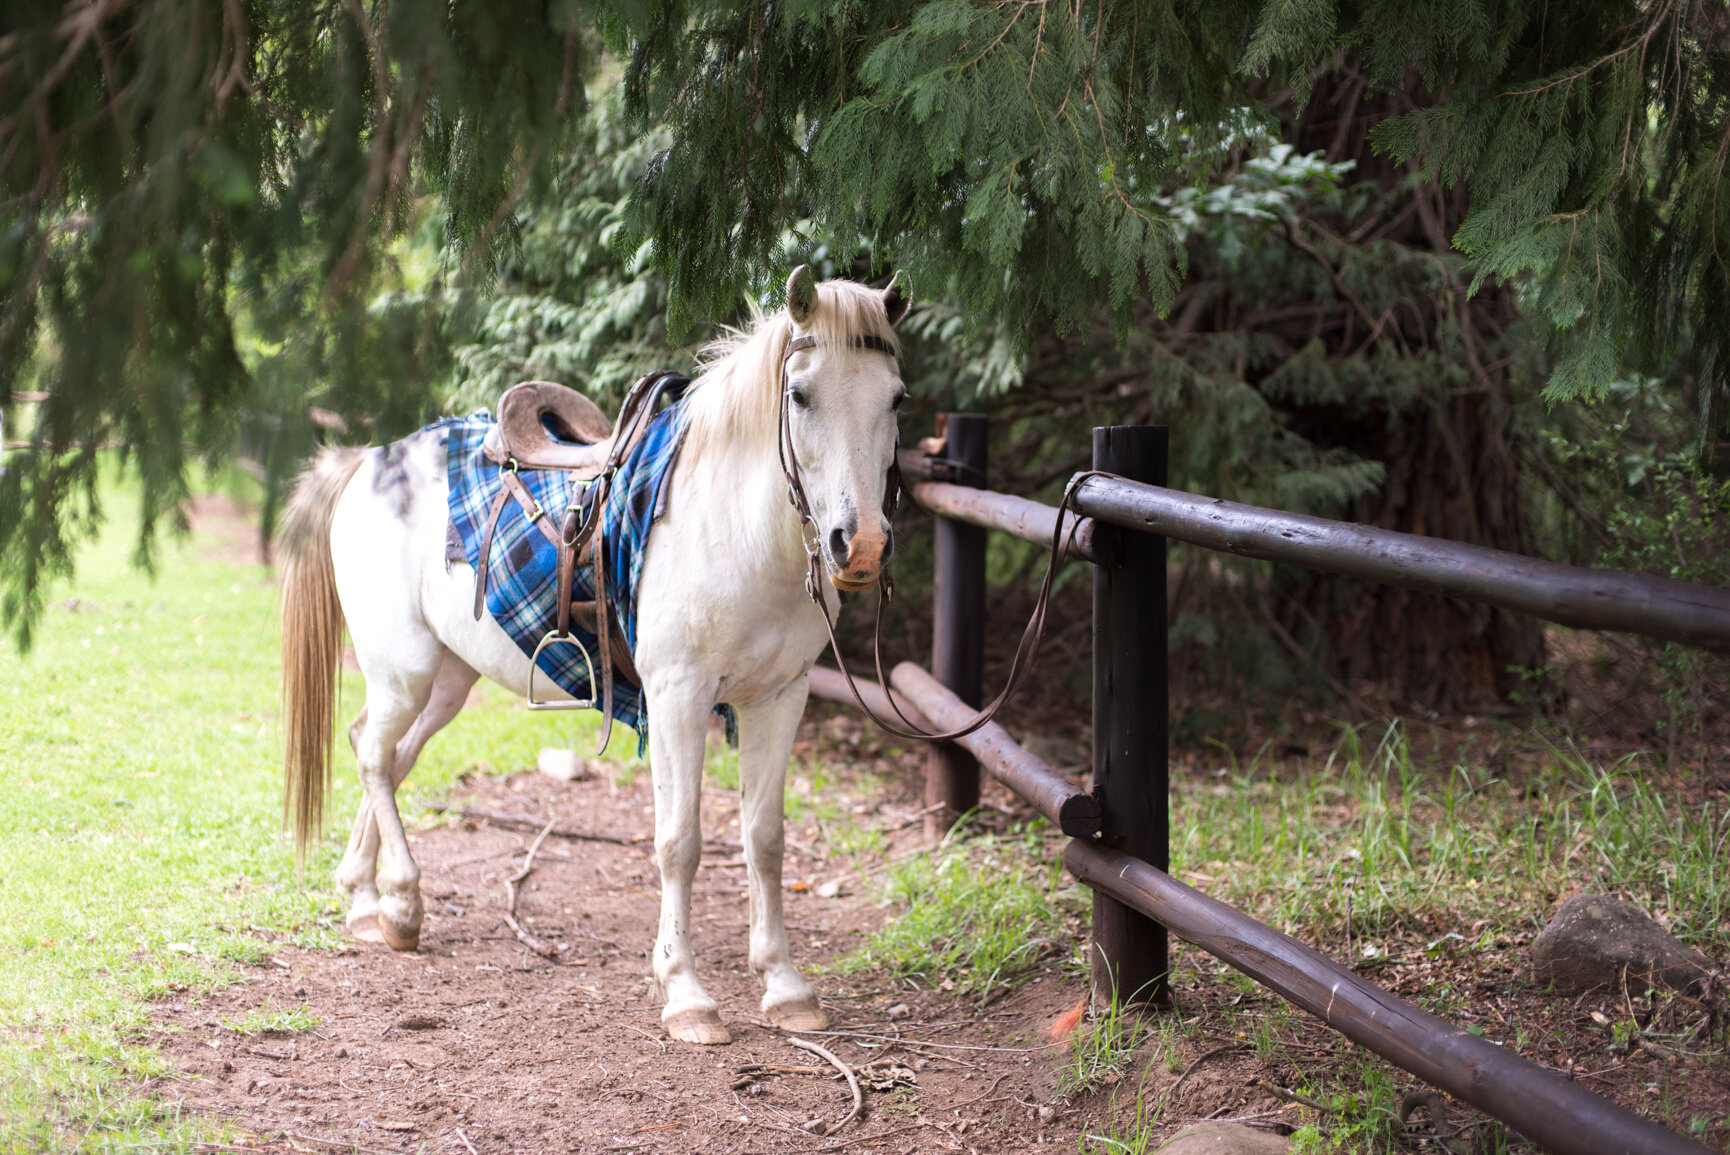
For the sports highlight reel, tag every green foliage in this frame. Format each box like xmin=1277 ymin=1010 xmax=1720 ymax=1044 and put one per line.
xmin=1350 ymin=2 xmax=1730 ymax=464
xmin=0 ymin=0 xmax=589 ymax=647
xmin=1284 ymin=1058 xmax=1405 ymax=1154
xmin=445 ymin=88 xmax=690 ymax=413
xmin=7 ymin=0 xmax=1730 ymax=675
xmin=1533 ymin=373 xmax=1729 ymax=746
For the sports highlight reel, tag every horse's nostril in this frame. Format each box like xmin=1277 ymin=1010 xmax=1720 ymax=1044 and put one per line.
xmin=829 ymin=526 xmax=850 ymax=567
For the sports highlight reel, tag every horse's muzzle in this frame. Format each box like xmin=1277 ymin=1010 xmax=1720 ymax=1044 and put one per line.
xmin=828 ymin=524 xmax=889 ymax=591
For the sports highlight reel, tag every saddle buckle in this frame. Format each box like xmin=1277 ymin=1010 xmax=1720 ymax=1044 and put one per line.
xmin=526 ymin=630 xmax=598 ymax=712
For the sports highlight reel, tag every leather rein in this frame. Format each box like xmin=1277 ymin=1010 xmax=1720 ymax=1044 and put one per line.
xmin=777 ymin=329 xmax=1098 ymax=744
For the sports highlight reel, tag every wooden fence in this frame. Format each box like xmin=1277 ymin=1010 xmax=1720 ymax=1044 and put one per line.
xmin=808 ymin=416 xmax=1724 ymax=1155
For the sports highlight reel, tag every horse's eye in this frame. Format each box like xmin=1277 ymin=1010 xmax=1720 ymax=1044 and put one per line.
xmin=891 ymin=390 xmax=906 ymax=411
xmin=790 ymin=388 xmax=809 ymax=409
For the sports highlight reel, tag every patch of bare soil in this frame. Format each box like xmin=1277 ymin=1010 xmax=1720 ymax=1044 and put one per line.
xmin=147 ymin=739 xmax=1102 ymax=1154
xmin=143 ymin=705 xmax=1729 ymax=1153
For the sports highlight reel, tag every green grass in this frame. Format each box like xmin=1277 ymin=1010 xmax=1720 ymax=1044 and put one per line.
xmin=1081 ymin=722 xmax=1729 ymax=1152
xmin=1056 ymin=996 xmax=1152 ymax=1098
xmin=0 ymin=467 xmax=608 ymax=1149
xmin=833 ymin=820 xmax=1088 ymax=1002
xmin=1283 ymin=1056 xmax=1406 ymax=1155
xmin=220 ymin=1001 xmax=319 ymax=1036
xmin=1172 ymin=720 xmax=1730 ymax=957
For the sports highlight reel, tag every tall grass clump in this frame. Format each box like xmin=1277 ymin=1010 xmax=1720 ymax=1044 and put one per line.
xmin=1056 ymin=996 xmax=1151 ymax=1098
xmin=1172 ymin=721 xmax=1730 ymax=957
xmin=835 ymin=823 xmax=1085 ymax=1001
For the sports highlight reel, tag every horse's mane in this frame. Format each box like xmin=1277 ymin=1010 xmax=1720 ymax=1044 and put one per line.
xmin=681 ymin=279 xmax=900 ymax=463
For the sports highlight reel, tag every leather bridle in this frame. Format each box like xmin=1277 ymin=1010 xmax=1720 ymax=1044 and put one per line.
xmin=777 ymin=326 xmax=1097 ymax=743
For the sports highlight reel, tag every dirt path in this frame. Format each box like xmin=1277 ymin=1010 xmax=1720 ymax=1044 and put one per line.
xmin=149 ymin=760 xmax=1099 ymax=1153
xmin=143 ymin=715 xmax=1730 ymax=1152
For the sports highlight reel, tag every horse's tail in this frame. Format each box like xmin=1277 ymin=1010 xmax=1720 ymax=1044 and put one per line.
xmin=280 ymin=447 xmax=367 ymax=861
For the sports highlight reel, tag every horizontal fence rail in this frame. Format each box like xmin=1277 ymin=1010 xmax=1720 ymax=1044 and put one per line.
xmin=909 ymin=480 xmax=1102 ymax=564
xmin=1063 ymin=840 xmax=1712 ymax=1155
xmin=807 ymin=665 xmax=1101 ymax=839
xmin=900 ymin=447 xmax=1730 ymax=652
xmin=890 ymin=664 xmax=1102 ymax=838
xmin=1072 ymin=475 xmax=1730 ymax=652
xmin=807 ymin=666 xmax=931 ymax=732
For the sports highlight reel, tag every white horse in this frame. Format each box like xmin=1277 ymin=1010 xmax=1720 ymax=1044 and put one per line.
xmin=279 ymin=270 xmax=907 ymax=1044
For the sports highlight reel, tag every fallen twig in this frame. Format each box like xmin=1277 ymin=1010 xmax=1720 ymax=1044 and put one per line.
xmin=1267 ymin=1084 xmax=1333 ymax=1113
xmin=798 ymin=1028 xmax=1043 ymax=1053
xmin=623 ymin=1024 xmax=668 ymax=1051
xmin=1636 ymin=1036 xmax=1676 ymax=1061
xmin=432 ymin=803 xmax=639 ymax=846
xmin=1206 ymin=1114 xmax=1289 ymax=1128
xmin=886 ymin=802 xmax=947 ymax=833
xmin=949 ymin=1072 xmax=1009 ymax=1110
xmin=455 ymin=1128 xmax=478 ymax=1155
xmin=791 ymin=1035 xmax=863 ymax=1135
xmin=278 ymin=1129 xmax=407 ymax=1155
xmin=502 ymin=818 xmax=561 ymax=960
xmin=810 ymin=1119 xmax=931 ymax=1153
xmin=736 ymin=1062 xmax=836 ymax=1077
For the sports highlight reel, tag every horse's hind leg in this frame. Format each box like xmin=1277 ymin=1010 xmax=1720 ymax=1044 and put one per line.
xmin=338 ymin=629 xmax=459 ymax=951
xmin=336 ymin=654 xmax=478 ymax=943
xmin=737 ymin=682 xmax=829 ymax=1031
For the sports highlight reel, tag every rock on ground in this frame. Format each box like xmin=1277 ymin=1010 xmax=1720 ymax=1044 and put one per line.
xmin=535 ymin=747 xmax=593 ymax=781
xmin=1529 ymin=893 xmax=1713 ymax=993
xmin=1154 ymin=1122 xmax=1292 ymax=1154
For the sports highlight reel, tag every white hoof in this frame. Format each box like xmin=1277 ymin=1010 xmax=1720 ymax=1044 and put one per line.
xmin=765 ymin=997 xmax=830 ymax=1032
xmin=664 ymin=1007 xmax=732 ymax=1045
xmin=346 ymin=910 xmax=387 ymax=944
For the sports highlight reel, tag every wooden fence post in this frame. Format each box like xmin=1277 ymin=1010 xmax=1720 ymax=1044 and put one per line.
xmin=927 ymin=413 xmax=988 ymax=840
xmin=1090 ymin=425 xmax=1170 ymax=1006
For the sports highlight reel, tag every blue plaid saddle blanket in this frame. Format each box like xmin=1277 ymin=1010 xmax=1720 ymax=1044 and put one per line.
xmin=436 ymin=391 xmax=691 ymax=744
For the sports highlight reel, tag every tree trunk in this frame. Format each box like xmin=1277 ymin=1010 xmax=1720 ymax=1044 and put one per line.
xmin=1281 ymin=70 xmax=1547 ymax=710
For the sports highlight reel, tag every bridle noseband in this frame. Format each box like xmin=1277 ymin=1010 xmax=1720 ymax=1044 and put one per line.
xmin=778 ymin=323 xmax=1093 ymax=744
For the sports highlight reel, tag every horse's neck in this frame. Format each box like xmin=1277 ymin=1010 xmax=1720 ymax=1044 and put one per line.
xmin=679 ymin=438 xmax=809 ymax=584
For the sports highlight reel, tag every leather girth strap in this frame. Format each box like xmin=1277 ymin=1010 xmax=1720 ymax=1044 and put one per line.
xmin=470 ymin=370 xmax=680 ymax=752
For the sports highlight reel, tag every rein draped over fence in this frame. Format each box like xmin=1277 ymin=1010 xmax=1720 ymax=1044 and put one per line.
xmin=809 ymin=419 xmax=1719 ymax=1155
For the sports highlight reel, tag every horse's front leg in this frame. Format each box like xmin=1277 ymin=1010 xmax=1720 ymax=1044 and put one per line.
xmin=738 ymin=679 xmax=830 ymax=1031
xmin=646 ymin=671 xmax=730 ymax=1044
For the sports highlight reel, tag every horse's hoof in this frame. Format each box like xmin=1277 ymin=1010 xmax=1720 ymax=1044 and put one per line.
xmin=378 ymin=918 xmax=421 ymax=952
xmin=766 ymin=999 xmax=830 ymax=1032
xmin=664 ymin=1009 xmax=732 ymax=1045
xmin=346 ymin=912 xmax=386 ymax=945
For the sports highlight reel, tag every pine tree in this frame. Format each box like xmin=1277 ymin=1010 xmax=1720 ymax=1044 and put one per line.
xmin=0 ymin=0 xmax=586 ymax=641
xmin=3 ymin=0 xmax=1726 ymax=697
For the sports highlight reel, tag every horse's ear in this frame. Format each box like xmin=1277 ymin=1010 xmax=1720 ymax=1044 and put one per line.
xmin=787 ymin=265 xmax=817 ymax=324
xmin=882 ymin=278 xmax=911 ymax=326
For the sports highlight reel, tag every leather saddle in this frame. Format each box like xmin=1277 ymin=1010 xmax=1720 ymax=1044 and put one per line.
xmin=472 ymin=373 xmax=687 ymax=753
xmin=482 ymin=380 xmax=616 ymax=477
